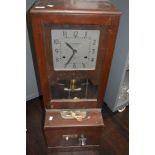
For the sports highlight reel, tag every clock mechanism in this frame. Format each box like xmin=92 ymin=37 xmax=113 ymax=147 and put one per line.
xmin=51 ymin=79 xmax=98 ymax=99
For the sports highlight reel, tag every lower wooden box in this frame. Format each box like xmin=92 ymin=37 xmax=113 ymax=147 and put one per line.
xmin=44 ymin=109 xmax=104 ymax=151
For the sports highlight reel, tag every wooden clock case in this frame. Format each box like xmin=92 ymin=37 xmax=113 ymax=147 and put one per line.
xmin=29 ymin=0 xmax=121 ymax=152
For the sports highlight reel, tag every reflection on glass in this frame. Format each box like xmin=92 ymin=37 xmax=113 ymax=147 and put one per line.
xmin=51 ymin=79 xmax=98 ymax=99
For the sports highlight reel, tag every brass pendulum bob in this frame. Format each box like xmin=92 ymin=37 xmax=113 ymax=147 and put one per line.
xmin=70 ymin=79 xmax=77 ymax=91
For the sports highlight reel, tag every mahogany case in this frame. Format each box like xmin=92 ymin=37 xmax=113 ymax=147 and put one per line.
xmin=30 ymin=0 xmax=121 ymax=109
xmin=29 ymin=0 xmax=121 ymax=152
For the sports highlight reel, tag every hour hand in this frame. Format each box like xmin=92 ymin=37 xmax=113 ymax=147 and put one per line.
xmin=65 ymin=42 xmax=75 ymax=51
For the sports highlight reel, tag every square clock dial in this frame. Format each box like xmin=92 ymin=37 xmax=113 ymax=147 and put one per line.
xmin=51 ymin=29 xmax=100 ymax=70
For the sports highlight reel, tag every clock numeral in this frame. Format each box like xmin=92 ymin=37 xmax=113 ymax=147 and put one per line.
xmin=63 ymin=31 xmax=68 ymax=38
xmin=91 ymin=58 xmax=94 ymax=62
xmin=92 ymin=49 xmax=95 ymax=54
xmin=73 ymin=63 xmax=76 ymax=68
xmin=82 ymin=63 xmax=86 ymax=68
xmin=73 ymin=31 xmax=78 ymax=38
xmin=84 ymin=32 xmax=88 ymax=38
xmin=54 ymin=39 xmax=60 ymax=44
xmin=55 ymin=49 xmax=59 ymax=53
xmin=92 ymin=40 xmax=96 ymax=45
xmin=56 ymin=57 xmax=60 ymax=62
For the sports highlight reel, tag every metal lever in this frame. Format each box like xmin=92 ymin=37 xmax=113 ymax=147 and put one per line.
xmin=78 ymin=134 xmax=86 ymax=146
xmin=64 ymin=87 xmax=81 ymax=91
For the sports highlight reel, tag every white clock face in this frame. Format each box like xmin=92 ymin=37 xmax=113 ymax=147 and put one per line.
xmin=51 ymin=29 xmax=100 ymax=70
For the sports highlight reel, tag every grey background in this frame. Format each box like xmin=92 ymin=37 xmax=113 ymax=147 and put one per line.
xmin=104 ymin=0 xmax=129 ymax=111
xmin=26 ymin=0 xmax=129 ymax=101
xmin=26 ymin=0 xmax=39 ymax=100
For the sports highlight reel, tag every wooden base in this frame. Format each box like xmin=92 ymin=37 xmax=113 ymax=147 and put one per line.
xmin=47 ymin=145 xmax=100 ymax=152
xmin=26 ymin=98 xmax=129 ymax=155
xmin=44 ymin=109 xmax=104 ymax=151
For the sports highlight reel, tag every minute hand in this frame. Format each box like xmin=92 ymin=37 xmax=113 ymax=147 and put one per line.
xmin=65 ymin=42 xmax=75 ymax=51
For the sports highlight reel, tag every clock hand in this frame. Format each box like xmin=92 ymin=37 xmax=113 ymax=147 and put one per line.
xmin=65 ymin=42 xmax=75 ymax=51
xmin=65 ymin=49 xmax=77 ymax=67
